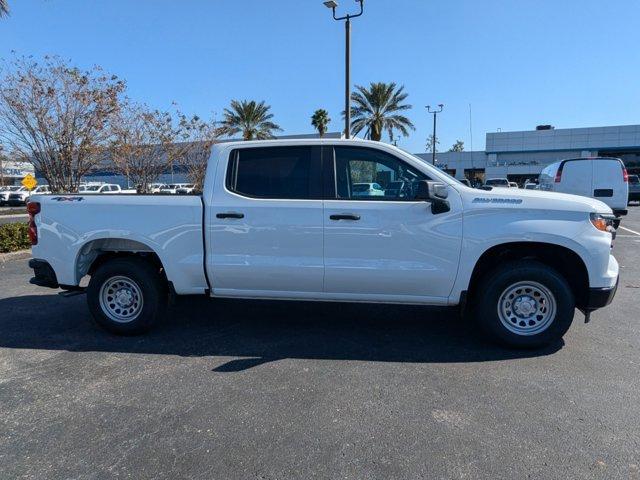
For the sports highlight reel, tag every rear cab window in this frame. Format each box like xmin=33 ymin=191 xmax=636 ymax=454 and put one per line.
xmin=226 ymin=146 xmax=322 ymax=199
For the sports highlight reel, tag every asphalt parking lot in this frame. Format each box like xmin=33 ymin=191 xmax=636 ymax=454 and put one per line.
xmin=1 ymin=207 xmax=639 ymax=479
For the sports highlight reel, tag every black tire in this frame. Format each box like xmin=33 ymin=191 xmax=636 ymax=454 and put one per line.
xmin=475 ymin=260 xmax=575 ymax=348
xmin=87 ymin=257 xmax=167 ymax=335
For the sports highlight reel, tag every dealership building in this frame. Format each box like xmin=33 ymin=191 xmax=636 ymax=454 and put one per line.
xmin=415 ymin=124 xmax=640 ymax=185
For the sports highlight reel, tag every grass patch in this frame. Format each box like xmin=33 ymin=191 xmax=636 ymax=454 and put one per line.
xmin=0 ymin=222 xmax=30 ymax=253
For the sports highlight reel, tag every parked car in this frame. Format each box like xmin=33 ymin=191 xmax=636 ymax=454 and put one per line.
xmin=539 ymin=157 xmax=629 ymax=216
xmin=509 ymin=182 xmax=519 ymax=188
xmin=628 ymin=174 xmax=640 ymax=203
xmin=0 ymin=185 xmax=22 ymax=206
xmin=352 ymin=182 xmax=385 ymax=197
xmin=148 ymin=183 xmax=167 ymax=194
xmin=78 ymin=182 xmax=106 ymax=192
xmin=159 ymin=183 xmax=193 ymax=194
xmin=524 ymin=182 xmax=538 ymax=190
xmin=8 ymin=185 xmax=49 ymax=206
xmin=483 ymin=178 xmax=510 ymax=188
xmin=175 ymin=184 xmax=196 ymax=195
xmin=28 ymin=139 xmax=619 ymax=348
xmin=80 ymin=183 xmax=135 ymax=194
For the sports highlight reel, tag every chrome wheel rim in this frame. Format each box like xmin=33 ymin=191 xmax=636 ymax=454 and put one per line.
xmin=497 ymin=281 xmax=556 ymax=336
xmin=99 ymin=276 xmax=144 ymax=323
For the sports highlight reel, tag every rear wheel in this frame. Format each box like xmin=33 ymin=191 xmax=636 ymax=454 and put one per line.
xmin=475 ymin=260 xmax=575 ymax=348
xmin=87 ymin=257 xmax=167 ymax=335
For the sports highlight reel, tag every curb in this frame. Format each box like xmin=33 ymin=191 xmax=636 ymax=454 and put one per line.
xmin=0 ymin=249 xmax=31 ymax=262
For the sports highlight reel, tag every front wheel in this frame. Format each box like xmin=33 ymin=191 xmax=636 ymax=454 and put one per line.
xmin=87 ymin=257 xmax=167 ymax=335
xmin=475 ymin=260 xmax=575 ymax=348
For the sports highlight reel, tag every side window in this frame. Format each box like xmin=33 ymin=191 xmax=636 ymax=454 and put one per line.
xmin=226 ymin=146 xmax=320 ymax=199
xmin=334 ymin=147 xmax=429 ymax=200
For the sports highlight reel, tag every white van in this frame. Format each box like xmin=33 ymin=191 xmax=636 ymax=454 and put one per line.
xmin=539 ymin=157 xmax=629 ymax=216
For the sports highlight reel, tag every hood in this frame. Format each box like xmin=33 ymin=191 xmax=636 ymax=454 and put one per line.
xmin=456 ymin=185 xmax=612 ymax=214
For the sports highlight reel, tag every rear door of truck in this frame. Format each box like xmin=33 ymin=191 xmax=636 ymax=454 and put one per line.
xmin=207 ymin=145 xmax=325 ymax=297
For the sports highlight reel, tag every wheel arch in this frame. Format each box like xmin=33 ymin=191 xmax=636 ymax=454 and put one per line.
xmin=467 ymin=241 xmax=590 ymax=308
xmin=75 ymin=238 xmax=167 ymax=285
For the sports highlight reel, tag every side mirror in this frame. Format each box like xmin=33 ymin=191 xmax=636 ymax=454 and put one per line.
xmin=415 ymin=180 xmax=450 ymax=214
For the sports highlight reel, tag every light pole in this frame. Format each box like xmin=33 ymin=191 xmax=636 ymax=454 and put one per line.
xmin=324 ymin=0 xmax=364 ymax=139
xmin=426 ymin=104 xmax=443 ymax=165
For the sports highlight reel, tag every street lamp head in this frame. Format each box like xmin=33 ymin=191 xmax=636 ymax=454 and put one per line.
xmin=438 ymin=103 xmax=444 ymax=108
xmin=324 ymin=1 xmax=339 ymax=8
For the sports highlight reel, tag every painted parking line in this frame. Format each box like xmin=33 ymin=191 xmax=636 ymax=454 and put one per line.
xmin=619 ymin=225 xmax=640 ymax=236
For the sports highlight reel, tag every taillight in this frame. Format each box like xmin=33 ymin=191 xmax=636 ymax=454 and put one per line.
xmin=554 ymin=163 xmax=564 ymax=183
xmin=27 ymin=201 xmax=40 ymax=245
xmin=622 ymin=164 xmax=629 ymax=182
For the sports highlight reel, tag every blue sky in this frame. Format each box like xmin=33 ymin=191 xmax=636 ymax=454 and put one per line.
xmin=1 ymin=0 xmax=639 ymax=153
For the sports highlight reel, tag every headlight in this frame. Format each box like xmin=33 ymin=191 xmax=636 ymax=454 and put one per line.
xmin=590 ymin=213 xmax=616 ymax=233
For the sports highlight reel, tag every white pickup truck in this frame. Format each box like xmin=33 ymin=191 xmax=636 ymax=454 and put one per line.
xmin=27 ymin=139 xmax=619 ymax=348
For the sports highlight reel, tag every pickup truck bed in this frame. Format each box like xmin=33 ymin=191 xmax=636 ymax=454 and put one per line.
xmin=34 ymin=195 xmax=208 ymax=294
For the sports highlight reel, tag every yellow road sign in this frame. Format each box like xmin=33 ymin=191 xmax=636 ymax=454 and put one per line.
xmin=21 ymin=174 xmax=37 ymax=191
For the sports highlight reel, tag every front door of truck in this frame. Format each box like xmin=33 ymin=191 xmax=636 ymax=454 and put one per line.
xmin=322 ymin=146 xmax=463 ymax=303
xmin=208 ymin=145 xmax=324 ymax=297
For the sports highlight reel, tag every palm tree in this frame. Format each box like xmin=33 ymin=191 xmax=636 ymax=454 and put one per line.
xmin=311 ymin=109 xmax=331 ymax=137
xmin=219 ymin=100 xmax=282 ymax=140
xmin=0 ymin=0 xmax=9 ymax=17
xmin=348 ymin=82 xmax=415 ymax=141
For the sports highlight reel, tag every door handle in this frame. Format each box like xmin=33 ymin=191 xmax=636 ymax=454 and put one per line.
xmin=330 ymin=214 xmax=360 ymax=221
xmin=216 ymin=212 xmax=244 ymax=219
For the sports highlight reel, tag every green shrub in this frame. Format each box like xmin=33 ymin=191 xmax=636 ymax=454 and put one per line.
xmin=0 ymin=222 xmax=31 ymax=253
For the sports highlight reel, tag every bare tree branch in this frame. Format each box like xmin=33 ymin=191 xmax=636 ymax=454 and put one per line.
xmin=0 ymin=55 xmax=125 ymax=192
xmin=109 ymin=101 xmax=183 ymax=193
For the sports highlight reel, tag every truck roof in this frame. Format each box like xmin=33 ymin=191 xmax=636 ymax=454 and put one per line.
xmin=213 ymin=137 xmax=373 ymax=150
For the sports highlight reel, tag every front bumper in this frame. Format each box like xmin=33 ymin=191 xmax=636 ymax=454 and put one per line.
xmin=584 ymin=277 xmax=618 ymax=311
xmin=28 ymin=258 xmax=59 ymax=289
